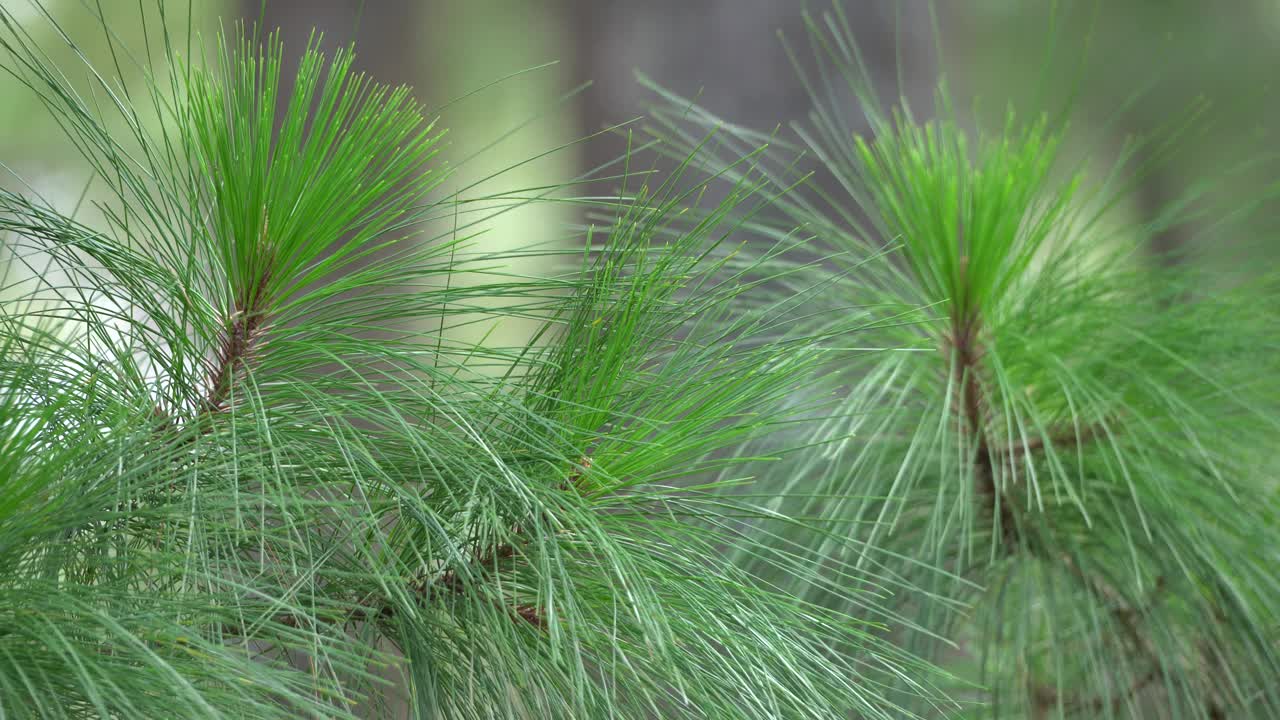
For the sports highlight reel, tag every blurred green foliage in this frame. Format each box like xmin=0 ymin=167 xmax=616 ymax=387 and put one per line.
xmin=950 ymin=1 xmax=1280 ymax=264
xmin=0 ymin=1 xmax=219 ymax=194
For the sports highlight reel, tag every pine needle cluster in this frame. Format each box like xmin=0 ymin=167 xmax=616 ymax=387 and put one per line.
xmin=4 ymin=2 xmax=1280 ymax=719
xmin=645 ymin=4 xmax=1280 ymax=719
xmin=0 ymin=6 xmax=936 ymax=719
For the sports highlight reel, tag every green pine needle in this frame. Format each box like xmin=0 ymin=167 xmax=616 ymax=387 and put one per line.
xmin=0 ymin=5 xmax=944 ymax=718
xmin=642 ymin=2 xmax=1280 ymax=718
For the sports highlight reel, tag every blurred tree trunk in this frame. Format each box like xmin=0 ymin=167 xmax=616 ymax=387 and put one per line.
xmin=571 ymin=0 xmax=936 ymax=177
xmin=419 ymin=0 xmax=580 ymax=350
xmin=237 ymin=0 xmax=578 ymax=354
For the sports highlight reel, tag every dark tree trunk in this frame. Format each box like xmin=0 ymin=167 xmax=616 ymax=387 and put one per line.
xmin=571 ymin=0 xmax=937 ymax=178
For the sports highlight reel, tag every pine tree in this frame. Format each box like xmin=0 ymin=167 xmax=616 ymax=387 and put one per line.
xmin=645 ymin=4 xmax=1280 ymax=718
xmin=0 ymin=6 xmax=938 ymax=719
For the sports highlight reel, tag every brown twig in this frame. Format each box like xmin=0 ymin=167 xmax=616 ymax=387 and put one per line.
xmin=200 ymin=217 xmax=276 ymax=415
xmin=200 ymin=303 xmax=268 ymax=413
xmin=946 ymin=246 xmax=1177 ymax=715
xmin=946 ymin=256 xmax=1018 ymax=548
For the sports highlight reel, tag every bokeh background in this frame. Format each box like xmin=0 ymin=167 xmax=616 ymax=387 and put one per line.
xmin=3 ymin=0 xmax=1278 ymax=272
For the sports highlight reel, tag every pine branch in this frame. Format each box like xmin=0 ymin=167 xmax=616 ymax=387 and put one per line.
xmin=946 ymin=253 xmax=1020 ymax=549
xmin=0 ymin=7 xmax=940 ymax=716
xmin=639 ymin=4 xmax=1280 ymax=716
xmin=201 ymin=232 xmax=275 ymax=415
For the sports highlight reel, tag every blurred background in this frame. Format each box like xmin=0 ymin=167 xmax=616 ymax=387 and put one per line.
xmin=2 ymin=3 xmax=1276 ymax=716
xmin=3 ymin=0 xmax=1278 ymax=276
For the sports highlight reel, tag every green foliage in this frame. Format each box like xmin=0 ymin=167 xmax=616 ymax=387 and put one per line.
xmin=7 ymin=2 xmax=1280 ymax=718
xmin=0 ymin=5 xmax=938 ymax=720
xmin=645 ymin=3 xmax=1280 ymax=718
